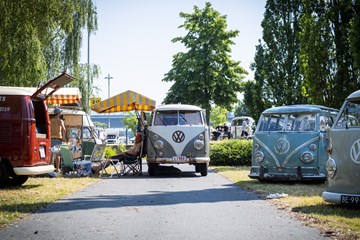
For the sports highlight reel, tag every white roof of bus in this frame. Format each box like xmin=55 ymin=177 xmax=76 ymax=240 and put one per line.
xmin=155 ymin=104 xmax=203 ymax=111
xmin=0 ymin=86 xmax=35 ymax=96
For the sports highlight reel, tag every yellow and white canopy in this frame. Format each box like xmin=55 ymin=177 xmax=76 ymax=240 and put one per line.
xmin=45 ymin=87 xmax=81 ymax=105
xmin=91 ymin=90 xmax=156 ymax=113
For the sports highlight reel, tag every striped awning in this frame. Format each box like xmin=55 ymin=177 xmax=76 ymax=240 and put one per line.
xmin=46 ymin=88 xmax=81 ymax=105
xmin=91 ymin=90 xmax=156 ymax=113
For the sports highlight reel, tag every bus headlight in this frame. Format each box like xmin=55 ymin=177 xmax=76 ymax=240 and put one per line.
xmin=309 ymin=144 xmax=317 ymax=151
xmin=326 ymin=158 xmax=337 ymax=178
xmin=300 ymin=152 xmax=313 ymax=163
xmin=254 ymin=151 xmax=264 ymax=164
xmin=198 ymin=133 xmax=205 ymax=140
xmin=154 ymin=140 xmax=164 ymax=150
xmin=153 ymin=134 xmax=159 ymax=140
xmin=194 ymin=140 xmax=204 ymax=150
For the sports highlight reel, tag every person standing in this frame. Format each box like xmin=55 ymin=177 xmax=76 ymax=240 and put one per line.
xmin=50 ymin=107 xmax=66 ymax=173
xmin=241 ymin=118 xmax=249 ymax=139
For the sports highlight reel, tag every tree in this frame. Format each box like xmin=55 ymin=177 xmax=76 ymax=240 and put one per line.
xmin=0 ymin=0 xmax=98 ymax=112
xmin=233 ymin=99 xmax=251 ymax=117
xmin=162 ymin=2 xmax=248 ymax=124
xmin=210 ymin=106 xmax=228 ymax=127
xmin=299 ymin=0 xmax=335 ymax=106
xmin=123 ymin=113 xmax=138 ymax=134
xmin=253 ymin=0 xmax=305 ymax=107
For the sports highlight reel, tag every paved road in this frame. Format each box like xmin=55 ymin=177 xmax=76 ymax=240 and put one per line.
xmin=0 ymin=165 xmax=328 ymax=240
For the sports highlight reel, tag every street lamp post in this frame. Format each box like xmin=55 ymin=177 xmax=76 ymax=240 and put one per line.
xmin=105 ymin=74 xmax=113 ymax=128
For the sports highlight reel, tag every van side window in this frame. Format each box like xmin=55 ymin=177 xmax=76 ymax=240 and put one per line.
xmin=336 ymin=102 xmax=360 ymax=128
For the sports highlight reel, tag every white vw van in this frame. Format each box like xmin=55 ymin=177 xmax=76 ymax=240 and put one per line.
xmin=146 ymin=104 xmax=210 ymax=176
xmin=230 ymin=116 xmax=255 ymax=139
xmin=322 ymin=90 xmax=360 ymax=204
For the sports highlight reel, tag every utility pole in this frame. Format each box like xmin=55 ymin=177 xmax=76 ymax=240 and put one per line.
xmin=105 ymin=74 xmax=113 ymax=128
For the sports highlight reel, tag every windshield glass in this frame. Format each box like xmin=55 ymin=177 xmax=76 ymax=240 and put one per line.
xmin=154 ymin=110 xmax=203 ymax=126
xmin=258 ymin=113 xmax=317 ymax=132
xmin=258 ymin=114 xmax=285 ymax=132
xmin=286 ymin=113 xmax=316 ymax=131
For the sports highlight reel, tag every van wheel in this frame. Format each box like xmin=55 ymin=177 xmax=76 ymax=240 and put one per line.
xmin=200 ymin=163 xmax=208 ymax=176
xmin=195 ymin=164 xmax=201 ymax=173
xmin=0 ymin=162 xmax=9 ymax=187
xmin=148 ymin=163 xmax=157 ymax=176
xmin=9 ymin=175 xmax=28 ymax=186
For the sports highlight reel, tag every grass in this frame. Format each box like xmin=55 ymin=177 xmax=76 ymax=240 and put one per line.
xmin=212 ymin=166 xmax=360 ymax=240
xmin=0 ymin=176 xmax=99 ymax=229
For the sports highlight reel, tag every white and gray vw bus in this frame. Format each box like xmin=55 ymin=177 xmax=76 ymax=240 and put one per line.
xmin=249 ymin=105 xmax=339 ymax=181
xmin=146 ymin=104 xmax=210 ymax=176
xmin=322 ymin=90 xmax=360 ymax=204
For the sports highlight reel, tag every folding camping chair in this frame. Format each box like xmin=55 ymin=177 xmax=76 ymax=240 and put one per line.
xmin=60 ymin=145 xmax=92 ymax=177
xmin=121 ymin=134 xmax=145 ymax=176
xmin=121 ymin=154 xmax=143 ymax=176
xmin=85 ymin=143 xmax=121 ymax=178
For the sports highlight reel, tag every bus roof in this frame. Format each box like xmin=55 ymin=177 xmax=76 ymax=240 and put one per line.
xmin=0 ymin=87 xmax=34 ymax=96
xmin=155 ymin=104 xmax=203 ymax=111
xmin=347 ymin=89 xmax=360 ymax=102
xmin=262 ymin=104 xmax=338 ymax=115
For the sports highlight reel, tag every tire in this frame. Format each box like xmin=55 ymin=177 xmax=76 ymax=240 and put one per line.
xmin=0 ymin=161 xmax=9 ymax=188
xmin=8 ymin=175 xmax=28 ymax=186
xmin=148 ymin=163 xmax=157 ymax=176
xmin=195 ymin=164 xmax=201 ymax=173
xmin=200 ymin=163 xmax=208 ymax=176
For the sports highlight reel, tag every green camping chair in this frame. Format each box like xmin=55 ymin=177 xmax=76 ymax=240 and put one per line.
xmin=60 ymin=145 xmax=92 ymax=176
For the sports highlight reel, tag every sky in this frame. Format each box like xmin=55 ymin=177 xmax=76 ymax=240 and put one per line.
xmin=81 ymin=0 xmax=266 ymax=106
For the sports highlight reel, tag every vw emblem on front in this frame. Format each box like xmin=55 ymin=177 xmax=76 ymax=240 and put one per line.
xmin=350 ymin=139 xmax=360 ymax=164
xmin=172 ymin=131 xmax=185 ymax=143
xmin=275 ymin=138 xmax=290 ymax=154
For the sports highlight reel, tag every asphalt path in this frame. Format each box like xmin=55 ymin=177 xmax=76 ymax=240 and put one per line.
xmin=0 ymin=164 xmax=329 ymax=240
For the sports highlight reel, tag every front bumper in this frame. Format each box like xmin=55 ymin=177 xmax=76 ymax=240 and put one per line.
xmin=248 ymin=166 xmax=326 ymax=181
xmin=147 ymin=157 xmax=210 ymax=164
xmin=322 ymin=191 xmax=360 ymax=204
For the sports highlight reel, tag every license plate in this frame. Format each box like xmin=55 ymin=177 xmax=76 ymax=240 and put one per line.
xmin=341 ymin=195 xmax=360 ymax=205
xmin=172 ymin=156 xmax=186 ymax=161
xmin=39 ymin=146 xmax=46 ymax=158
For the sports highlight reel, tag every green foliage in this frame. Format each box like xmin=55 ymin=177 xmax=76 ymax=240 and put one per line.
xmin=248 ymin=0 xmax=360 ymax=111
xmin=105 ymin=144 xmax=126 ymax=158
xmin=0 ymin=0 xmax=98 ymax=112
xmin=123 ymin=113 xmax=138 ymax=133
xmin=210 ymin=139 xmax=252 ymax=166
xmin=210 ymin=106 xmax=228 ymax=126
xmin=162 ymin=2 xmax=247 ymax=124
xmin=233 ymin=99 xmax=251 ymax=117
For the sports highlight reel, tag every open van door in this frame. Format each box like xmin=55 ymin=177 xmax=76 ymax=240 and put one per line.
xmin=31 ymin=73 xmax=75 ymax=100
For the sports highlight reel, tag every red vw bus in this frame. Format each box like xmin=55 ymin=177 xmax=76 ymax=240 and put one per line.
xmin=0 ymin=73 xmax=74 ymax=187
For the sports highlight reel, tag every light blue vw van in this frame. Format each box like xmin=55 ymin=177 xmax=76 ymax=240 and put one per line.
xmin=249 ymin=105 xmax=339 ymax=181
xmin=322 ymin=90 xmax=360 ymax=204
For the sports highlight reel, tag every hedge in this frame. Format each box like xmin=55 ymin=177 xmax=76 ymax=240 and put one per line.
xmin=210 ymin=139 xmax=252 ymax=166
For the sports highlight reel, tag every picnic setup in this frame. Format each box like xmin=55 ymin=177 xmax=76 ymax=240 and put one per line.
xmin=88 ymin=90 xmax=156 ymax=178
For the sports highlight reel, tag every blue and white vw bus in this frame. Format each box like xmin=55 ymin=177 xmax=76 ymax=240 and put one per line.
xmin=249 ymin=105 xmax=339 ymax=181
xmin=322 ymin=90 xmax=360 ymax=204
xmin=146 ymin=104 xmax=210 ymax=176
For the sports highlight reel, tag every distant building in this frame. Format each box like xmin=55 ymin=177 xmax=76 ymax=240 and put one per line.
xmin=90 ymin=113 xmax=127 ymax=129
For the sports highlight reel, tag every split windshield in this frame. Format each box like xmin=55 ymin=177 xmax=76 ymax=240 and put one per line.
xmin=154 ymin=110 xmax=203 ymax=126
xmin=258 ymin=113 xmax=316 ymax=132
